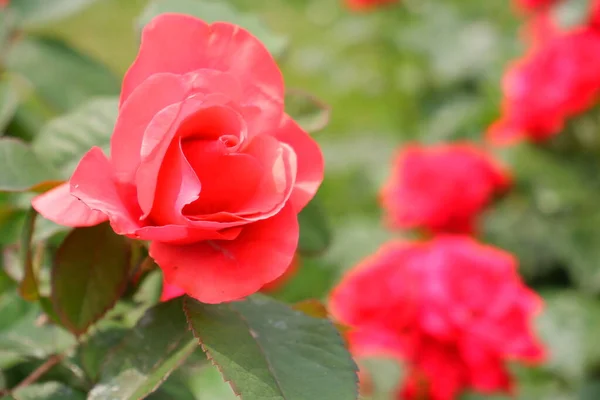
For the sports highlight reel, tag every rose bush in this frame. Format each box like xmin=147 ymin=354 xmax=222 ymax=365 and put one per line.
xmin=32 ymin=14 xmax=324 ymax=304
xmin=330 ymin=236 xmax=545 ymax=400
xmin=380 ymin=143 xmax=510 ymax=235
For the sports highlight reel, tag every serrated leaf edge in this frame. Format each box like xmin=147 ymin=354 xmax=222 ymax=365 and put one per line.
xmin=183 ymin=296 xmax=243 ymax=399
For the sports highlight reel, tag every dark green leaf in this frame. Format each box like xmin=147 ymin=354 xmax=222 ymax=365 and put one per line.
xmin=12 ymin=382 xmax=85 ymax=400
xmin=0 ymin=138 xmax=61 ymax=192
xmin=298 ymin=197 xmax=332 ymax=256
xmin=6 ymin=37 xmax=119 ymax=113
xmin=8 ymin=0 xmax=100 ymax=27
xmin=184 ymin=294 xmax=359 ymax=400
xmin=76 ymin=327 xmax=128 ymax=382
xmin=51 ymin=223 xmax=132 ymax=335
xmin=88 ymin=299 xmax=197 ymax=400
xmin=0 ymin=77 xmax=21 ymax=134
xmin=137 ymin=0 xmax=288 ymax=58
xmin=0 ymin=207 xmax=26 ymax=246
xmin=285 ymin=90 xmax=331 ymax=133
xmin=18 ymin=208 xmax=38 ymax=301
xmin=32 ymin=97 xmax=118 ymax=178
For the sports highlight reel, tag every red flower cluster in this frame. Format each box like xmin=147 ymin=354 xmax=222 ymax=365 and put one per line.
xmin=32 ymin=14 xmax=324 ymax=304
xmin=345 ymin=0 xmax=399 ymax=12
xmin=330 ymin=237 xmax=545 ymax=400
xmin=380 ymin=143 xmax=510 ymax=235
xmin=489 ymin=2 xmax=600 ymax=145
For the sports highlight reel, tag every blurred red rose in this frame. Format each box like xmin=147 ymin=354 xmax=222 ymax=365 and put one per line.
xmin=521 ymin=11 xmax=561 ymax=50
xmin=345 ymin=0 xmax=398 ymax=12
xmin=591 ymin=0 xmax=600 ymax=29
xmin=513 ymin=0 xmax=560 ymax=13
xmin=380 ymin=143 xmax=510 ymax=235
xmin=329 ymin=236 xmax=545 ymax=400
xmin=32 ymin=14 xmax=324 ymax=304
xmin=488 ymin=27 xmax=600 ymax=145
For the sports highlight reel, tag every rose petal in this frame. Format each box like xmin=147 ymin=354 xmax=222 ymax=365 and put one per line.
xmin=149 ymin=203 xmax=299 ymax=304
xmin=31 ymin=183 xmax=108 ymax=227
xmin=136 ymin=95 xmax=243 ymax=218
xmin=150 ymin=139 xmax=201 ymax=226
xmin=135 ymin=225 xmax=242 ymax=245
xmin=181 ymin=140 xmax=263 ymax=216
xmin=111 ymin=73 xmax=191 ymax=183
xmin=272 ymin=114 xmax=324 ymax=211
xmin=70 ymin=147 xmax=140 ymax=235
xmin=160 ymin=280 xmax=186 ymax=302
xmin=121 ymin=14 xmax=283 ymax=131
xmin=184 ymin=134 xmax=296 ymax=221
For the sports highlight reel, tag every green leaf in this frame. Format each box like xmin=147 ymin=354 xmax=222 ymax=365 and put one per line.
xmin=6 ymin=37 xmax=120 ymax=113
xmin=580 ymin=380 xmax=600 ymax=400
xmin=88 ymin=298 xmax=197 ymax=400
xmin=285 ymin=90 xmax=331 ymax=133
xmin=179 ymin=360 xmax=237 ymax=400
xmin=51 ymin=223 xmax=132 ymax=335
xmin=12 ymin=382 xmax=85 ymax=400
xmin=0 ymin=289 xmax=33 ymax=332
xmin=0 ymin=138 xmax=61 ymax=192
xmin=145 ymin=372 xmax=198 ymax=400
xmin=184 ymin=294 xmax=359 ymax=400
xmin=32 ymin=97 xmax=118 ymax=178
xmin=298 ymin=197 xmax=332 ymax=256
xmin=76 ymin=327 xmax=128 ymax=382
xmin=0 ymin=302 xmax=75 ymax=369
xmin=18 ymin=208 xmax=38 ymax=301
xmin=0 ymin=77 xmax=21 ymax=134
xmin=137 ymin=0 xmax=288 ymax=58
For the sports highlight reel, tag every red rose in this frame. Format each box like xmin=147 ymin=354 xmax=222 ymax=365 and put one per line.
xmin=488 ymin=27 xmax=600 ymax=145
xmin=345 ymin=0 xmax=398 ymax=12
xmin=260 ymin=252 xmax=300 ymax=292
xmin=160 ymin=252 xmax=299 ymax=301
xmin=513 ymin=0 xmax=560 ymax=13
xmin=380 ymin=143 xmax=510 ymax=235
xmin=32 ymin=14 xmax=324 ymax=304
xmin=160 ymin=280 xmax=185 ymax=302
xmin=329 ymin=236 xmax=545 ymax=400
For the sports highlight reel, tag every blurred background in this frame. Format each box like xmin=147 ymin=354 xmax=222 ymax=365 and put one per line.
xmin=4 ymin=0 xmax=600 ymax=398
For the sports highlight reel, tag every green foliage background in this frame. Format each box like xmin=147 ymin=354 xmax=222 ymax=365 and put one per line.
xmin=3 ymin=0 xmax=600 ymax=398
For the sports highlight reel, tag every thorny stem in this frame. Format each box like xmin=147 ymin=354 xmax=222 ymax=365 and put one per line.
xmin=0 ymin=353 xmax=66 ymax=396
